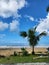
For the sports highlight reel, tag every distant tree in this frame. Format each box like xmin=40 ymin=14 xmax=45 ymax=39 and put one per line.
xmin=20 ymin=27 xmax=47 ymax=55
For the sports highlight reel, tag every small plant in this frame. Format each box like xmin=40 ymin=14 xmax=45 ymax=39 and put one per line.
xmin=21 ymin=48 xmax=25 ymax=50
xmin=21 ymin=48 xmax=28 ymax=56
xmin=14 ymin=51 xmax=17 ymax=56
xmin=23 ymin=50 xmax=28 ymax=56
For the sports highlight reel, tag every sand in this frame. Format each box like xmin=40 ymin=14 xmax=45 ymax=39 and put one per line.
xmin=0 ymin=47 xmax=48 ymax=56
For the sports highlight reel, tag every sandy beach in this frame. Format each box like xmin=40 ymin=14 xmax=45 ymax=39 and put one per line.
xmin=0 ymin=46 xmax=48 ymax=56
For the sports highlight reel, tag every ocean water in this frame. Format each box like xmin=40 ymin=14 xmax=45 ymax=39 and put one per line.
xmin=0 ymin=43 xmax=48 ymax=48
xmin=0 ymin=43 xmax=30 ymax=48
xmin=0 ymin=42 xmax=48 ymax=48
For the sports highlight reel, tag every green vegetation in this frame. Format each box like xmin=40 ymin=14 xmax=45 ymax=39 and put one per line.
xmin=14 ymin=51 xmax=17 ymax=56
xmin=0 ymin=55 xmax=49 ymax=63
xmin=46 ymin=6 xmax=49 ymax=12
xmin=21 ymin=48 xmax=28 ymax=56
xmin=20 ymin=26 xmax=47 ymax=54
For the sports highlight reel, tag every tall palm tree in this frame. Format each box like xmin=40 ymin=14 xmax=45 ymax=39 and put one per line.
xmin=20 ymin=27 xmax=47 ymax=55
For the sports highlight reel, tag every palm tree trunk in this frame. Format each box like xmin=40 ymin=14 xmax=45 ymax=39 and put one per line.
xmin=32 ymin=45 xmax=35 ymax=55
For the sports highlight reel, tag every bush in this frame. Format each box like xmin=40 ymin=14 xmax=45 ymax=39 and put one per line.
xmin=14 ymin=51 xmax=17 ymax=56
xmin=47 ymin=47 xmax=49 ymax=52
xmin=23 ymin=50 xmax=28 ymax=56
xmin=21 ymin=48 xmax=25 ymax=50
xmin=21 ymin=48 xmax=28 ymax=56
xmin=0 ymin=55 xmax=5 ymax=58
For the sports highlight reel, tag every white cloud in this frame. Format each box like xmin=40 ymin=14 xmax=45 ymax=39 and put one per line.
xmin=36 ymin=13 xmax=49 ymax=35
xmin=0 ymin=0 xmax=27 ymax=18
xmin=10 ymin=20 xmax=19 ymax=32
xmin=29 ymin=16 xmax=34 ymax=21
xmin=25 ymin=15 xmax=34 ymax=21
xmin=0 ymin=21 xmax=9 ymax=31
xmin=0 ymin=0 xmax=27 ymax=32
xmin=0 ymin=20 xmax=19 ymax=32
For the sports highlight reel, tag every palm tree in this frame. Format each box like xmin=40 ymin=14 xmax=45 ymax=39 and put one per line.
xmin=20 ymin=27 xmax=47 ymax=55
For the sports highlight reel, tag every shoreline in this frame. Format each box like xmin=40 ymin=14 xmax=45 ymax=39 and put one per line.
xmin=0 ymin=46 xmax=48 ymax=48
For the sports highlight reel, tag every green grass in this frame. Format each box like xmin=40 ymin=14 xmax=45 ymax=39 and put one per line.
xmin=0 ymin=55 xmax=49 ymax=63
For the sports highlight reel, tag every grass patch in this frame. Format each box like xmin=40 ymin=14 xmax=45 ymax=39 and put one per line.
xmin=0 ymin=55 xmax=49 ymax=63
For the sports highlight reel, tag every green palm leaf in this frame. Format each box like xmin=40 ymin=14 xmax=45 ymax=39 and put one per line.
xmin=20 ymin=31 xmax=27 ymax=37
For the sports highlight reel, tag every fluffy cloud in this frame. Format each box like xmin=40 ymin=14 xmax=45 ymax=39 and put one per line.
xmin=0 ymin=0 xmax=27 ymax=18
xmin=36 ymin=13 xmax=49 ymax=35
xmin=0 ymin=0 xmax=27 ymax=31
xmin=0 ymin=21 xmax=9 ymax=31
xmin=25 ymin=15 xmax=34 ymax=21
xmin=0 ymin=20 xmax=19 ymax=31
xmin=10 ymin=20 xmax=19 ymax=32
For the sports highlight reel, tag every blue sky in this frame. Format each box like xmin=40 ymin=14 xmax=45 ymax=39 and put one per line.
xmin=0 ymin=0 xmax=49 ymax=47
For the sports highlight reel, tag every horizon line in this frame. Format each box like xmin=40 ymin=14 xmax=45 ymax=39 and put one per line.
xmin=0 ymin=45 xmax=49 ymax=48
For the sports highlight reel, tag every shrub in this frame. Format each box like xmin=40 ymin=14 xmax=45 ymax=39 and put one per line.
xmin=21 ymin=48 xmax=25 ymax=50
xmin=47 ymin=47 xmax=49 ymax=52
xmin=23 ymin=50 xmax=28 ymax=56
xmin=14 ymin=51 xmax=17 ymax=56
xmin=21 ymin=48 xmax=28 ymax=56
xmin=0 ymin=55 xmax=5 ymax=58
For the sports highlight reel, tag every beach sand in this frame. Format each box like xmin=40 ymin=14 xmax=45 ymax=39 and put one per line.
xmin=0 ymin=47 xmax=48 ymax=56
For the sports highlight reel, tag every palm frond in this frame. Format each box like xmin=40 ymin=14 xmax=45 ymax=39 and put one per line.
xmin=46 ymin=6 xmax=49 ymax=12
xmin=38 ymin=31 xmax=47 ymax=38
xmin=33 ymin=26 xmax=37 ymax=32
xmin=20 ymin=31 xmax=27 ymax=37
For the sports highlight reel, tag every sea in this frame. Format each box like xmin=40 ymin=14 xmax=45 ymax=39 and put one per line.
xmin=0 ymin=45 xmax=48 ymax=49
